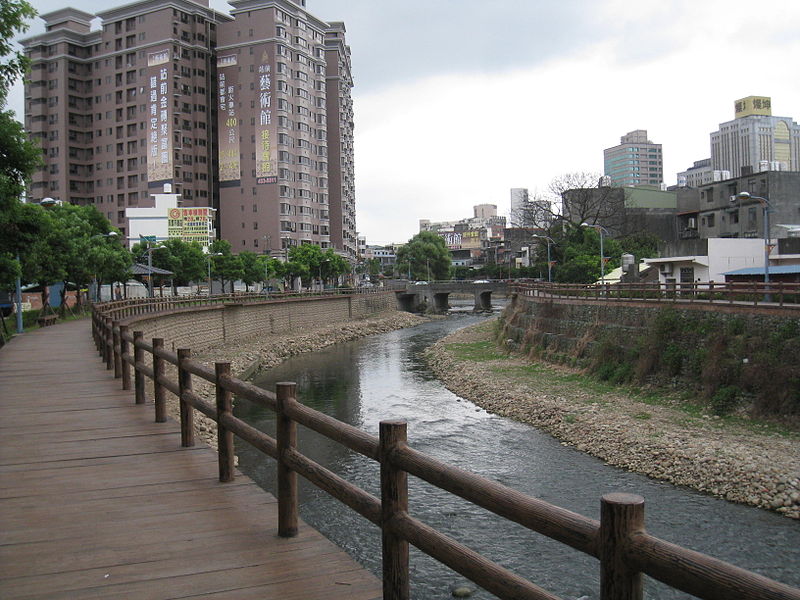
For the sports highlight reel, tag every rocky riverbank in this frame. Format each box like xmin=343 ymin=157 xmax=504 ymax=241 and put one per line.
xmin=426 ymin=319 xmax=800 ymax=519
xmin=156 ymin=311 xmax=428 ymax=451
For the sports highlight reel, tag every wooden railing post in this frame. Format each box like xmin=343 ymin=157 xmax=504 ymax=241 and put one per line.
xmin=112 ymin=321 xmax=121 ymax=379
xmin=119 ymin=325 xmax=131 ymax=390
xmin=153 ymin=338 xmax=166 ymax=422
xmin=133 ymin=331 xmax=145 ymax=404
xmin=379 ymin=420 xmax=410 ymax=600
xmin=276 ymin=382 xmax=298 ymax=537
xmin=215 ymin=362 xmax=235 ymax=483
xmin=104 ymin=317 xmax=113 ymax=369
xmin=600 ymin=493 xmax=644 ymax=600
xmin=177 ymin=348 xmax=194 ymax=447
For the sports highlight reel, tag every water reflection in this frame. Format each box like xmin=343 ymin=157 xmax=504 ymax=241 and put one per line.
xmin=236 ymin=310 xmax=800 ymax=600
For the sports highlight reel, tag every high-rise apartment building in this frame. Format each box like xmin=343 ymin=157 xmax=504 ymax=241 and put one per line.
xmin=710 ymin=96 xmax=800 ymax=178
xmin=603 ymin=129 xmax=663 ymax=187
xmin=21 ymin=0 xmax=356 ymax=258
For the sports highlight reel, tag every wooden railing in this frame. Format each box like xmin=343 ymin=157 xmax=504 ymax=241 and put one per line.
xmin=515 ymin=281 xmax=800 ymax=309
xmin=91 ymin=300 xmax=800 ymax=600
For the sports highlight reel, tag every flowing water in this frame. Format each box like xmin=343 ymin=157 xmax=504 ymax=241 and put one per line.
xmin=235 ymin=306 xmax=800 ymax=599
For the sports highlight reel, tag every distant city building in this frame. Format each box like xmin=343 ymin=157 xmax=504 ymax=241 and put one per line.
xmin=710 ymin=96 xmax=800 ymax=178
xmin=125 ymin=185 xmax=215 ymax=249
xmin=509 ymin=188 xmax=528 ymax=226
xmin=509 ymin=188 xmax=551 ymax=228
xmin=21 ymin=0 xmax=356 ymax=259
xmin=603 ymin=129 xmax=663 ymax=187
xmin=677 ymin=159 xmax=730 ymax=188
xmin=419 ymin=205 xmax=506 ymax=235
xmin=363 ymin=245 xmax=396 ymax=266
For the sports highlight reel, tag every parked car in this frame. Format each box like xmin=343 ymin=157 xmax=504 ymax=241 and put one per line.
xmin=473 ymin=279 xmax=490 ymax=284
xmin=414 ymin=281 xmax=429 ymax=285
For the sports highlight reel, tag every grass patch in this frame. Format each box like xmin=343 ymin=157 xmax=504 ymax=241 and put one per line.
xmin=444 ymin=340 xmax=506 ymax=362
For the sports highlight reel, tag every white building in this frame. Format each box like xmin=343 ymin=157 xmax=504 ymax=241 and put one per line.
xmin=644 ymin=238 xmax=768 ymax=284
xmin=125 ymin=185 xmax=216 ymax=250
xmin=677 ymin=159 xmax=730 ymax=188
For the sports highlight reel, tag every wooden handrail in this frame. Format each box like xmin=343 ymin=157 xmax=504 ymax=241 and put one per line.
xmin=512 ymin=281 xmax=800 ymax=311
xmin=91 ymin=300 xmax=800 ymax=600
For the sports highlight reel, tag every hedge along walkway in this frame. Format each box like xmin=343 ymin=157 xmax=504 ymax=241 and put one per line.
xmin=0 ymin=319 xmax=380 ymax=599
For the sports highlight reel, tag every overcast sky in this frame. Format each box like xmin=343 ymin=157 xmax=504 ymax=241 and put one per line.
xmin=10 ymin=0 xmax=800 ymax=244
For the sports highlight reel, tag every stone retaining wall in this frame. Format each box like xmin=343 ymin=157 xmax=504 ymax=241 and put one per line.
xmin=121 ymin=292 xmax=397 ymax=351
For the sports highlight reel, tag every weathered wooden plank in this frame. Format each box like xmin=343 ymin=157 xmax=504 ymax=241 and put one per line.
xmin=0 ymin=319 xmax=381 ymax=600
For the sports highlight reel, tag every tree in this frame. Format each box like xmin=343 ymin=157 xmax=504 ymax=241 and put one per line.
xmin=0 ymin=0 xmax=36 ymax=92
xmin=515 ymin=172 xmax=625 ymax=232
xmin=545 ymin=223 xmax=622 ymax=284
xmin=18 ymin=203 xmax=127 ymax=310
xmin=286 ymin=245 xmax=349 ymax=288
xmin=239 ymin=251 xmax=264 ymax=292
xmin=209 ymin=240 xmax=243 ymax=293
xmin=0 ymin=1 xmax=42 ymax=292
xmin=395 ymin=231 xmax=451 ymax=281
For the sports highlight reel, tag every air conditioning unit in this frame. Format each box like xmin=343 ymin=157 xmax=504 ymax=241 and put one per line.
xmin=659 ymin=263 xmax=673 ymax=275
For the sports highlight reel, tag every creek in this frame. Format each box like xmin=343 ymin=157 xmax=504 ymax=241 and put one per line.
xmin=234 ymin=306 xmax=800 ymax=599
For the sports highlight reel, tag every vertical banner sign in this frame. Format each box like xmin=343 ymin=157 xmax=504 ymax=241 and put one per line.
xmin=147 ymin=49 xmax=173 ymax=186
xmin=256 ymin=49 xmax=277 ymax=184
xmin=216 ymin=54 xmax=240 ymax=187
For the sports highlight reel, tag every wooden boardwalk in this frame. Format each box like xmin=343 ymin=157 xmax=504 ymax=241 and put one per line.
xmin=0 ymin=319 xmax=381 ymax=599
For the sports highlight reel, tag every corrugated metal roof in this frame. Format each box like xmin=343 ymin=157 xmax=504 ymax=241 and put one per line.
xmin=723 ymin=265 xmax=800 ymax=275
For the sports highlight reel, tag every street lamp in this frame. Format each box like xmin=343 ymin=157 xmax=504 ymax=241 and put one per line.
xmin=532 ymin=234 xmax=556 ymax=283
xmin=581 ymin=222 xmax=610 ymax=285
xmin=144 ymin=242 xmax=165 ymax=298
xmin=319 ymin=258 xmax=330 ymax=290
xmin=207 ymin=252 xmax=223 ymax=297
xmin=733 ymin=191 xmax=773 ymax=300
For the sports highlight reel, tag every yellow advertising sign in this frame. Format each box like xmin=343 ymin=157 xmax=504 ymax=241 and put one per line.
xmin=734 ymin=96 xmax=772 ymax=118
xmin=167 ymin=207 xmax=213 ymax=245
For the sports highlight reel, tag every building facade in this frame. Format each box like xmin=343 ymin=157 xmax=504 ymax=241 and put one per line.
xmin=677 ymin=158 xmax=730 ymax=188
xmin=675 ymin=171 xmax=800 ymax=242
xmin=603 ymin=129 xmax=663 ymax=187
xmin=21 ymin=0 xmax=356 ymax=259
xmin=710 ymin=96 xmax=800 ymax=178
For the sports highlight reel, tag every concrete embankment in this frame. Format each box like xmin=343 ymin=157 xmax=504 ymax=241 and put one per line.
xmin=426 ymin=319 xmax=800 ymax=519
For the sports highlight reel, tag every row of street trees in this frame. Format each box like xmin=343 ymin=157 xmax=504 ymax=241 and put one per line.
xmin=2 ymin=200 xmax=356 ymax=312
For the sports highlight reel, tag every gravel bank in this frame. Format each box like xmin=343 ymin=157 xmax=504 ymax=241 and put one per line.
xmin=426 ymin=319 xmax=800 ymax=519
xmin=156 ymin=312 xmax=427 ymax=452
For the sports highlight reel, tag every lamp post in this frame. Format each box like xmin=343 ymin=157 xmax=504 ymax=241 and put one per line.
xmin=145 ymin=242 xmax=165 ymax=298
xmin=14 ymin=253 xmax=23 ymax=334
xmin=207 ymin=252 xmax=222 ymax=297
xmin=581 ymin=222 xmax=610 ymax=285
xmin=532 ymin=234 xmax=555 ymax=283
xmin=319 ymin=258 xmax=330 ymax=290
xmin=734 ymin=191 xmax=772 ymax=300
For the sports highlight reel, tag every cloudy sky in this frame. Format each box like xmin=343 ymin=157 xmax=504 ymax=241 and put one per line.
xmin=10 ymin=0 xmax=800 ymax=244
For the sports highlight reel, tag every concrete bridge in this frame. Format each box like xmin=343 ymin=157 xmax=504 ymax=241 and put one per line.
xmin=394 ymin=280 xmax=510 ymax=313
